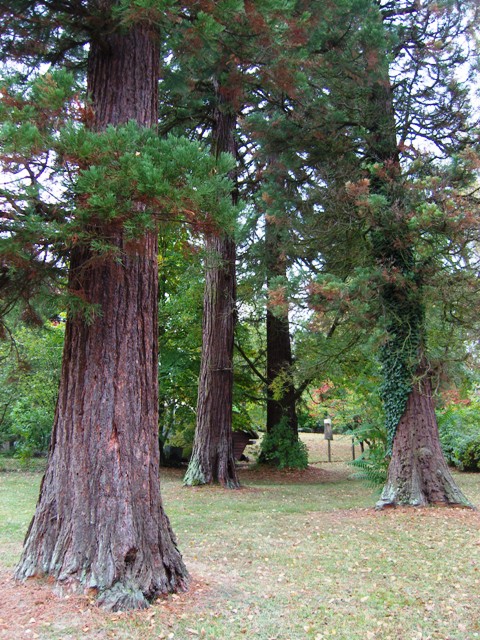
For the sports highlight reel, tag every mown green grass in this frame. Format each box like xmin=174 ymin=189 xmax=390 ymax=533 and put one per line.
xmin=0 ymin=471 xmax=41 ymax=567
xmin=1 ymin=435 xmax=480 ymax=640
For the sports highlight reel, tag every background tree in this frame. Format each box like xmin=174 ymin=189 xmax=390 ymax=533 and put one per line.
xmin=0 ymin=321 xmax=63 ymax=457
xmin=174 ymin=1 xmax=311 ymax=481
xmin=184 ymin=72 xmax=240 ymax=487
xmin=240 ymin=0 xmax=379 ymax=465
xmin=324 ymin=0 xmax=480 ymax=506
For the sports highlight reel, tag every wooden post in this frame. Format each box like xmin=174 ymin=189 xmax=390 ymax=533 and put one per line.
xmin=352 ymin=437 xmax=356 ymax=461
xmin=324 ymin=416 xmax=333 ymax=462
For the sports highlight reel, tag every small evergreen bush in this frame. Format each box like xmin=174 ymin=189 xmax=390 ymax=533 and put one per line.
xmin=460 ymin=438 xmax=480 ymax=472
xmin=259 ymin=418 xmax=309 ymax=470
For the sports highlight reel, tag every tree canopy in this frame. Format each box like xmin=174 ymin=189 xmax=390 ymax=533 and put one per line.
xmin=0 ymin=0 xmax=479 ymax=609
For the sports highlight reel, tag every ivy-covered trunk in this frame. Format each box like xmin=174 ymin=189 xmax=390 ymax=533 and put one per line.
xmin=184 ymin=79 xmax=239 ymax=488
xmin=365 ymin=48 xmax=469 ymax=507
xmin=15 ymin=22 xmax=189 ymax=609
xmin=377 ymin=359 xmax=470 ymax=507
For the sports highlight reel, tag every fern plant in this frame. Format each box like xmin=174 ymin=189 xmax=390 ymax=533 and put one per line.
xmin=348 ymin=420 xmax=389 ymax=486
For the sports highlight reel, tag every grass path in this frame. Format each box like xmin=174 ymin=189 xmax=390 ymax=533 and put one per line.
xmin=1 ymin=435 xmax=480 ymax=639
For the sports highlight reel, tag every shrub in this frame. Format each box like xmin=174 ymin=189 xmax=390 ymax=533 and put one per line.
xmin=438 ymin=403 xmax=480 ymax=472
xmin=259 ymin=418 xmax=309 ymax=470
xmin=460 ymin=438 xmax=480 ymax=472
xmin=0 ymin=323 xmax=63 ymax=458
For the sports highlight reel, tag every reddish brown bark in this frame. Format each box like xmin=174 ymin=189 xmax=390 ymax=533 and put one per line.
xmin=363 ymin=55 xmax=470 ymax=509
xmin=377 ymin=368 xmax=471 ymax=508
xmin=184 ymin=80 xmax=239 ymax=489
xmin=184 ymin=232 xmax=239 ymax=488
xmin=15 ymin=21 xmax=188 ymax=609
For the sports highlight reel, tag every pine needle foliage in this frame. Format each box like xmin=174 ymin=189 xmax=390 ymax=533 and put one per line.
xmin=0 ymin=69 xmax=238 ymax=325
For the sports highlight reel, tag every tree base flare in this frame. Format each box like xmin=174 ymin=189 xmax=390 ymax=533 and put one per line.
xmin=15 ymin=557 xmax=189 ymax=612
xmin=184 ymin=454 xmax=240 ymax=489
xmin=183 ymin=457 xmax=207 ymax=487
xmin=375 ymin=474 xmax=473 ymax=510
xmin=377 ymin=374 xmax=472 ymax=509
xmin=96 ymin=582 xmax=150 ymax=612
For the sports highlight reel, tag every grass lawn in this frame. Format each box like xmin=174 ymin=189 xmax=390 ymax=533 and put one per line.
xmin=1 ymin=434 xmax=480 ymax=639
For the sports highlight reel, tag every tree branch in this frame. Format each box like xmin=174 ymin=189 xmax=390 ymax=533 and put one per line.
xmin=234 ymin=341 xmax=268 ymax=385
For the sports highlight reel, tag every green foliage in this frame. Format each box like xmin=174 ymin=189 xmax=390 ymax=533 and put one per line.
xmin=259 ymin=419 xmax=308 ymax=470
xmin=379 ymin=335 xmax=416 ymax=452
xmin=0 ymin=69 xmax=239 ymax=322
xmin=301 ymin=345 xmax=385 ymax=436
xmin=459 ymin=439 xmax=480 ymax=473
xmin=59 ymin=122 xmax=238 ymax=233
xmin=0 ymin=323 xmax=63 ymax=459
xmin=297 ymin=410 xmax=319 ymax=433
xmin=349 ymin=421 xmax=389 ymax=487
xmin=157 ymin=228 xmax=203 ymax=452
xmin=438 ymin=402 xmax=480 ymax=472
xmin=350 ymin=447 xmax=389 ymax=487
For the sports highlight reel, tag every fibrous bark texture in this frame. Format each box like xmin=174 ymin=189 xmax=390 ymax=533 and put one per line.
xmin=184 ymin=80 xmax=239 ymax=489
xmin=184 ymin=232 xmax=239 ymax=488
xmin=377 ymin=370 xmax=471 ymax=509
xmin=15 ymin=22 xmax=188 ymax=610
xmin=364 ymin=60 xmax=469 ymax=510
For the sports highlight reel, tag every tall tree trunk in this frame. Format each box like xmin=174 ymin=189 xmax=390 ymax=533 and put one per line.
xmin=258 ymin=158 xmax=300 ymax=467
xmin=15 ymin=23 xmax=188 ymax=610
xmin=265 ymin=214 xmax=297 ymax=436
xmin=364 ymin=48 xmax=469 ymax=507
xmin=184 ymin=80 xmax=239 ymax=488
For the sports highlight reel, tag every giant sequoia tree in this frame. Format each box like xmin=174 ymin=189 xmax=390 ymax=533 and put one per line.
xmin=184 ymin=73 xmax=240 ymax=488
xmin=6 ymin=2 xmax=188 ymax=610
xmin=0 ymin=0 xmax=233 ymax=609
xmin=351 ymin=0 xmax=478 ymax=506
xmin=244 ymin=0 xmax=377 ymax=456
xmin=178 ymin=1 xmax=310 ymax=483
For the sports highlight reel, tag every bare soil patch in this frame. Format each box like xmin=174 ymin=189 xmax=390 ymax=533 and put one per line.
xmin=0 ymin=570 xmax=216 ymax=639
xmin=0 ymin=569 xmax=96 ymax=639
